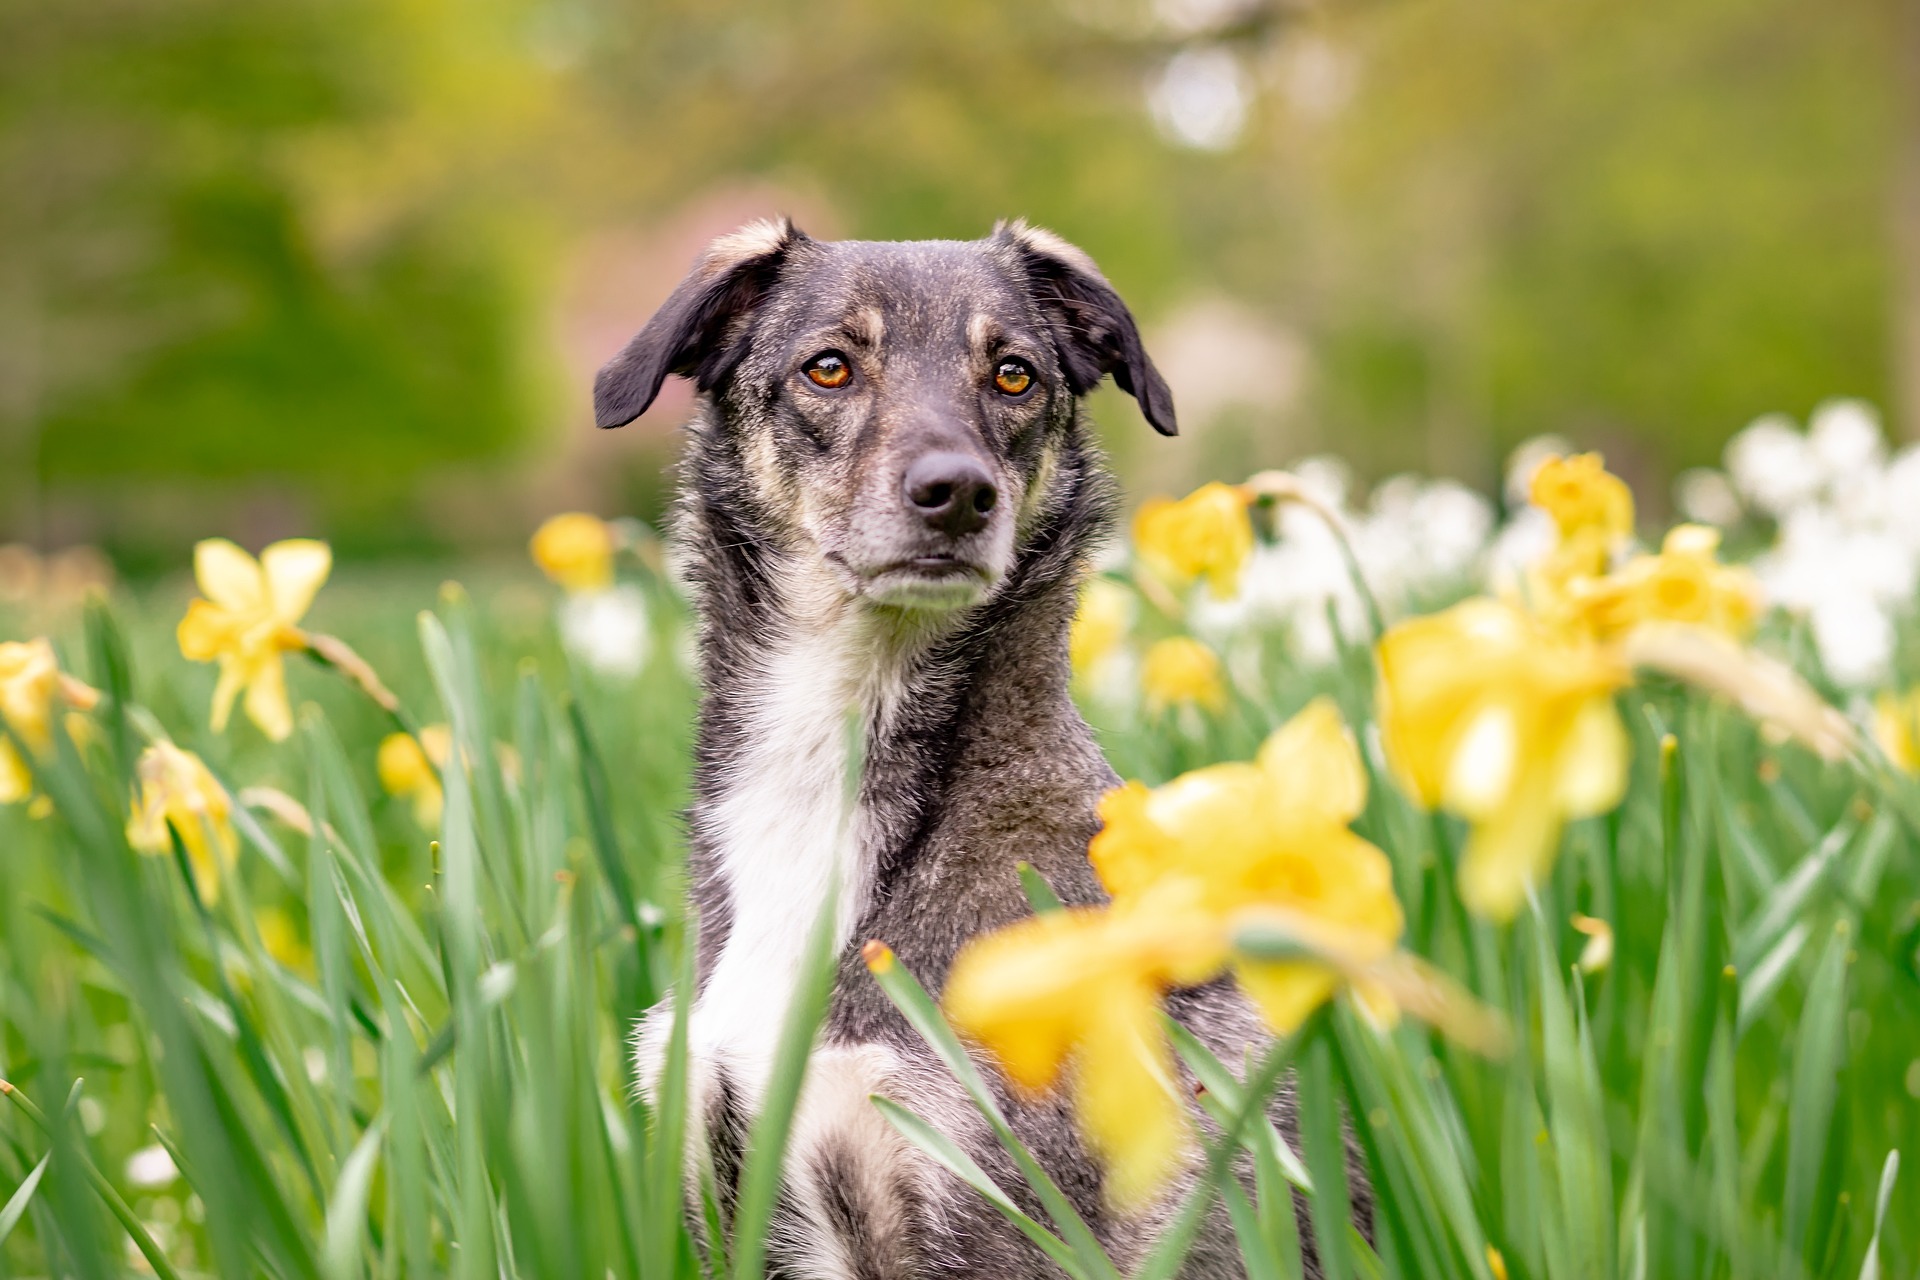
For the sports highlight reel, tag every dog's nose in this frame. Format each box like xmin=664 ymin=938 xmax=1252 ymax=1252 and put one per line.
xmin=903 ymin=453 xmax=998 ymax=537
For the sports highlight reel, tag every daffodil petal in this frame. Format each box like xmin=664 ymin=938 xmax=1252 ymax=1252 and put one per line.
xmin=1235 ymin=958 xmax=1341 ymax=1035
xmin=1554 ymin=697 xmax=1629 ymax=817
xmin=1074 ymin=989 xmax=1188 ymax=1209
xmin=260 ymin=539 xmax=332 ymax=624
xmin=177 ymin=599 xmax=240 ymax=662
xmin=1443 ymin=702 xmax=1518 ymax=818
xmin=209 ymin=660 xmax=246 ymax=733
xmin=242 ymin=655 xmax=294 ymax=742
xmin=1457 ymin=781 xmax=1563 ymax=922
xmin=1258 ymin=696 xmax=1367 ymax=822
xmin=194 ymin=540 xmax=265 ymax=613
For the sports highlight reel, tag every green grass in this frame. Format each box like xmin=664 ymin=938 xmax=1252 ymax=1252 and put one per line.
xmin=1 ymin=560 xmax=1917 ymax=1278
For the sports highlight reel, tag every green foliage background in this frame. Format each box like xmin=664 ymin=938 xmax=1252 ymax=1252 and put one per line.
xmin=1 ymin=0 xmax=1910 ymax=561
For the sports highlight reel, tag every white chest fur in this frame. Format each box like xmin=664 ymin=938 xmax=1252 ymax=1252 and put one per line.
xmin=637 ymin=593 xmax=920 ymax=1112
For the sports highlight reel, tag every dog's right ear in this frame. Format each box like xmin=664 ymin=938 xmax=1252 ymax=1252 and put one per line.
xmin=594 ymin=219 xmax=806 ymax=429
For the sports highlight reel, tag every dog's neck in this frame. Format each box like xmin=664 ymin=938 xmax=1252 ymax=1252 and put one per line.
xmin=671 ymin=418 xmax=1110 ymax=1098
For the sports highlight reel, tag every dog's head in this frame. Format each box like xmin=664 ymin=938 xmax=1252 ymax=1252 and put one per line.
xmin=595 ymin=219 xmax=1175 ymax=614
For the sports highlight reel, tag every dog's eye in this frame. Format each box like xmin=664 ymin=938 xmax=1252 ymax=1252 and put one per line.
xmin=993 ymin=359 xmax=1034 ymax=397
xmin=803 ymin=351 xmax=852 ymax=389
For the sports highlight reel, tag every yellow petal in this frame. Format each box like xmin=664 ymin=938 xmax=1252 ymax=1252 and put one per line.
xmin=209 ymin=660 xmax=246 ymax=733
xmin=1089 ymin=782 xmax=1177 ymax=900
xmin=260 ymin=539 xmax=332 ymax=624
xmin=177 ymin=599 xmax=240 ymax=662
xmin=1442 ymin=703 xmax=1519 ymax=819
xmin=1553 ymin=697 xmax=1629 ymax=817
xmin=242 ymin=655 xmax=294 ymax=742
xmin=0 ymin=741 xmax=31 ymax=804
xmin=1257 ymin=696 xmax=1367 ymax=824
xmin=1457 ymin=779 xmax=1563 ymax=922
xmin=1073 ymin=988 xmax=1189 ymax=1209
xmin=194 ymin=539 xmax=266 ymax=612
xmin=1235 ymin=958 xmax=1341 ymax=1035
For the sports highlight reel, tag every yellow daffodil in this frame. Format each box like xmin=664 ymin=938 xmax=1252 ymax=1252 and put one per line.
xmin=948 ymin=698 xmax=1411 ymax=1203
xmin=1530 ymin=452 xmax=1634 ymax=548
xmin=126 ymin=743 xmax=240 ymax=904
xmin=1132 ymin=482 xmax=1252 ymax=599
xmin=531 ymin=513 xmax=616 ymax=593
xmin=1874 ymin=688 xmax=1920 ymax=772
xmin=1069 ymin=578 xmax=1134 ymax=677
xmin=1563 ymin=525 xmax=1759 ymax=642
xmin=0 ymin=638 xmax=100 ymax=810
xmin=1377 ymin=598 xmax=1629 ymax=921
xmin=378 ymin=725 xmax=451 ymax=828
xmin=1091 ymin=698 xmax=1403 ymax=1031
xmin=944 ymin=879 xmax=1227 ymax=1207
xmin=177 ymin=538 xmax=331 ymax=741
xmin=1140 ymin=637 xmax=1227 ymax=714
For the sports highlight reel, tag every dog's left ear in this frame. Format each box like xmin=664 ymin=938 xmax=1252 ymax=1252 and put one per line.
xmin=594 ymin=218 xmax=808 ymax=429
xmin=996 ymin=219 xmax=1177 ymax=437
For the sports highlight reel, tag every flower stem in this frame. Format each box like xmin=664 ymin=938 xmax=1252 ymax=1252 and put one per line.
xmin=1242 ymin=470 xmax=1387 ymax=643
xmin=299 ymin=630 xmax=422 ymax=738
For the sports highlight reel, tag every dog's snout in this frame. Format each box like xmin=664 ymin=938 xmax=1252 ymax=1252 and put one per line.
xmin=904 ymin=452 xmax=997 ymax=537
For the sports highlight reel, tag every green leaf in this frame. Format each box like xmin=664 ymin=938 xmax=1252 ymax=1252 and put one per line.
xmin=870 ymin=1096 xmax=1085 ymax=1276
xmin=322 ymin=1116 xmax=388 ymax=1280
xmin=1782 ymin=920 xmax=1851 ymax=1270
xmin=0 ymin=1151 xmax=51 ymax=1246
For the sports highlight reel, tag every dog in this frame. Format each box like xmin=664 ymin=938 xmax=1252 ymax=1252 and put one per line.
xmin=599 ymin=219 xmax=1322 ymax=1278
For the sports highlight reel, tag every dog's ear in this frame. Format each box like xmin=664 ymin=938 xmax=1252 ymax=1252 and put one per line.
xmin=996 ymin=219 xmax=1177 ymax=437
xmin=594 ymin=218 xmax=808 ymax=429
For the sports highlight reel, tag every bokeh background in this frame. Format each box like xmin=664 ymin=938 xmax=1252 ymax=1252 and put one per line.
xmin=4 ymin=0 xmax=1914 ymax=572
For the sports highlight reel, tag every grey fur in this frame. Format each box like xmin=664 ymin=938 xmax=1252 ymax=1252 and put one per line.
xmin=601 ymin=220 xmax=1357 ymax=1278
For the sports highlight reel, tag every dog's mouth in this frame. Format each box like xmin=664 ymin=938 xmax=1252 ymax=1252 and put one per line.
xmin=858 ymin=555 xmax=993 ymax=609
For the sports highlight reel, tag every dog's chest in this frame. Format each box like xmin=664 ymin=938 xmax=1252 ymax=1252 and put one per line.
xmin=682 ymin=615 xmax=910 ymax=1103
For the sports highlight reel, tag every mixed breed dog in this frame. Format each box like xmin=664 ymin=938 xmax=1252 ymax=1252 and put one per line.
xmin=597 ymin=220 xmax=1352 ymax=1278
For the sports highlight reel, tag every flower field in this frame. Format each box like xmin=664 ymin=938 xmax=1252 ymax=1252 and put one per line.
xmin=3 ymin=403 xmax=1920 ymax=1278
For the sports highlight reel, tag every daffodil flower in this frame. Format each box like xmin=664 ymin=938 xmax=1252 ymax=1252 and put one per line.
xmin=177 ymin=538 xmax=332 ymax=741
xmin=1562 ymin=524 xmax=1759 ymax=642
xmin=126 ymin=742 xmax=240 ymax=904
xmin=1092 ymin=697 xmax=1403 ymax=1030
xmin=378 ymin=725 xmax=451 ymax=829
xmin=947 ymin=699 xmax=1413 ymax=1204
xmin=1377 ymin=598 xmax=1630 ymax=922
xmin=1524 ymin=452 xmax=1636 ymax=592
xmin=943 ymin=879 xmax=1227 ymax=1208
xmin=1140 ymin=636 xmax=1227 ymax=714
xmin=531 ymin=513 xmax=617 ymax=593
xmin=0 ymin=638 xmax=100 ymax=811
xmin=1132 ymin=482 xmax=1253 ymax=599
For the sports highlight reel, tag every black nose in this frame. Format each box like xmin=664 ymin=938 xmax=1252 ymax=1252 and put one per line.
xmin=904 ymin=452 xmax=998 ymax=537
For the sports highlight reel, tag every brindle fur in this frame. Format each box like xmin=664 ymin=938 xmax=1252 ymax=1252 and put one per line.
xmin=598 ymin=219 xmax=1359 ymax=1278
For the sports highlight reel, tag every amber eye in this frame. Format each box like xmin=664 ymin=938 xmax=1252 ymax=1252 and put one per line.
xmin=803 ymin=351 xmax=852 ymax=389
xmin=993 ymin=359 xmax=1034 ymax=396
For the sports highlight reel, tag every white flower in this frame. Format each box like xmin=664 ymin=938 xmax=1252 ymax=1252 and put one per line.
xmin=1809 ymin=594 xmax=1894 ymax=688
xmin=1807 ymin=398 xmax=1885 ymax=489
xmin=1485 ymin=506 xmax=1558 ymax=596
xmin=558 ymin=585 xmax=651 ymax=680
xmin=125 ymin=1143 xmax=179 ymax=1188
xmin=1674 ymin=468 xmax=1742 ymax=527
xmin=1726 ymin=414 xmax=1820 ymax=516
